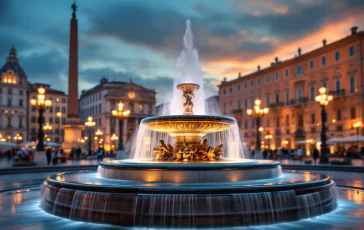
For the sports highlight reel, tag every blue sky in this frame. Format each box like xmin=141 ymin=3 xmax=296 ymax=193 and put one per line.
xmin=1 ymin=0 xmax=363 ymax=103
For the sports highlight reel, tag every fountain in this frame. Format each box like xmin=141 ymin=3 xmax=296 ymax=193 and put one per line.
xmin=40 ymin=20 xmax=337 ymax=228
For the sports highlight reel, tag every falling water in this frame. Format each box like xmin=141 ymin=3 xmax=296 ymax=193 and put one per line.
xmin=130 ymin=20 xmax=249 ymax=159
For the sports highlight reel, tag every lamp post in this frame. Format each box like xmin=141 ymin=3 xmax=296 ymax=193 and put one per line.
xmin=14 ymin=133 xmax=22 ymax=150
xmin=43 ymin=122 xmax=52 ymax=149
xmin=111 ymin=134 xmax=118 ymax=152
xmin=353 ymin=121 xmax=362 ymax=147
xmin=315 ymin=86 xmax=333 ymax=164
xmin=265 ymin=134 xmax=273 ymax=150
xmin=85 ymin=116 xmax=96 ymax=154
xmin=56 ymin=112 xmax=62 ymax=143
xmin=112 ymin=102 xmax=131 ymax=151
xmin=95 ymin=129 xmax=103 ymax=149
xmin=247 ymin=99 xmax=269 ymax=151
xmin=30 ymin=87 xmax=52 ymax=151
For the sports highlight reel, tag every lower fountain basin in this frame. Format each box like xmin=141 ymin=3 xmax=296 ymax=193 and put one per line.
xmin=98 ymin=159 xmax=282 ymax=182
xmin=41 ymin=168 xmax=337 ymax=228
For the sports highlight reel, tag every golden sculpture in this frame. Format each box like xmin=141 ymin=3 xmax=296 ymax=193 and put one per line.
xmin=177 ymin=83 xmax=200 ymax=115
xmin=153 ymin=138 xmax=224 ymax=162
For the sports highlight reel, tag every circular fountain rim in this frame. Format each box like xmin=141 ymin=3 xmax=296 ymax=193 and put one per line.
xmin=45 ymin=170 xmax=334 ymax=195
xmin=141 ymin=115 xmax=236 ymax=124
xmin=100 ymin=159 xmax=279 ymax=170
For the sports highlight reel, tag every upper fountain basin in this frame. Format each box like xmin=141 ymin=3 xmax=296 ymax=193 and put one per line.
xmin=142 ymin=115 xmax=236 ymax=135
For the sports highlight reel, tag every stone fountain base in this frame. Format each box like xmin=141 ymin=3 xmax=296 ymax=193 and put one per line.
xmin=40 ymin=160 xmax=337 ymax=228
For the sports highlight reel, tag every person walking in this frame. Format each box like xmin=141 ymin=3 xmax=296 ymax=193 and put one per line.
xmin=46 ymin=148 xmax=51 ymax=166
xmin=313 ymin=147 xmax=319 ymax=165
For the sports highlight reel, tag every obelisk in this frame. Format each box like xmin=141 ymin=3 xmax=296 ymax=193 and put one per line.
xmin=63 ymin=2 xmax=84 ymax=152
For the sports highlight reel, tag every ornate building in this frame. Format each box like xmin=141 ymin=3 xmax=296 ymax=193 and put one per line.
xmin=0 ymin=47 xmax=30 ymax=142
xmin=219 ymin=27 xmax=364 ymax=152
xmin=79 ymin=77 xmax=156 ymax=151
xmin=28 ymin=83 xmax=67 ymax=143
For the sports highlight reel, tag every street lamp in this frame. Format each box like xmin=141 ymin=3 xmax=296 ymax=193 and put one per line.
xmin=85 ymin=116 xmax=96 ymax=154
xmin=112 ymin=102 xmax=131 ymax=151
xmin=14 ymin=133 xmax=22 ymax=150
xmin=247 ymin=99 xmax=269 ymax=151
xmin=30 ymin=87 xmax=52 ymax=151
xmin=315 ymin=86 xmax=333 ymax=163
xmin=43 ymin=122 xmax=52 ymax=148
xmin=111 ymin=134 xmax=119 ymax=151
xmin=95 ymin=129 xmax=103 ymax=149
xmin=56 ymin=112 xmax=62 ymax=143
xmin=353 ymin=121 xmax=362 ymax=147
xmin=265 ymin=134 xmax=273 ymax=149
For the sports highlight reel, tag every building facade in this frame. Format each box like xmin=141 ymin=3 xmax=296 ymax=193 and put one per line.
xmin=79 ymin=77 xmax=156 ymax=151
xmin=28 ymin=83 xmax=68 ymax=143
xmin=219 ymin=27 xmax=364 ymax=152
xmin=0 ymin=47 xmax=29 ymax=142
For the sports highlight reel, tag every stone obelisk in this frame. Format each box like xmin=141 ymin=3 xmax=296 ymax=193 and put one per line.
xmin=63 ymin=2 xmax=84 ymax=152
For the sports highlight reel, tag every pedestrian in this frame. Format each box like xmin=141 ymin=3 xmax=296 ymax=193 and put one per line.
xmin=46 ymin=148 xmax=51 ymax=165
xmin=100 ymin=148 xmax=105 ymax=162
xmin=297 ymin=148 xmax=303 ymax=162
xmin=263 ymin=149 xmax=268 ymax=159
xmin=251 ymin=149 xmax=255 ymax=159
xmin=51 ymin=149 xmax=58 ymax=165
xmin=313 ymin=147 xmax=319 ymax=164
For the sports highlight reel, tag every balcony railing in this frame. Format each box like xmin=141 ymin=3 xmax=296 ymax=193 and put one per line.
xmin=290 ymin=97 xmax=308 ymax=106
xmin=270 ymin=102 xmax=284 ymax=109
xmin=329 ymin=89 xmax=345 ymax=98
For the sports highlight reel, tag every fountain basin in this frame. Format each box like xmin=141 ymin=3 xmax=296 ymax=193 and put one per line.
xmin=41 ymin=169 xmax=337 ymax=228
xmin=98 ymin=159 xmax=282 ymax=182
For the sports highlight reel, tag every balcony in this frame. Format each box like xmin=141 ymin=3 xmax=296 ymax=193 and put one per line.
xmin=269 ymin=102 xmax=284 ymax=109
xmin=290 ymin=97 xmax=308 ymax=106
xmin=329 ymin=89 xmax=345 ymax=99
xmin=275 ymin=130 xmax=281 ymax=136
xmin=336 ymin=125 xmax=343 ymax=132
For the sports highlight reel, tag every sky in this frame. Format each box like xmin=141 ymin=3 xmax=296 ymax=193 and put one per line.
xmin=1 ymin=0 xmax=364 ymax=104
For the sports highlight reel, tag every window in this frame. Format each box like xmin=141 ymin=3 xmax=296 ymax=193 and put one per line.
xmin=266 ymin=75 xmax=270 ymax=83
xmin=237 ymin=85 xmax=240 ymax=91
xmin=149 ymin=104 xmax=153 ymax=114
xmin=238 ymin=100 xmax=241 ymax=109
xmin=275 ymin=72 xmax=279 ymax=81
xmin=244 ymin=83 xmax=248 ymax=89
xmin=350 ymin=107 xmax=356 ymax=119
xmin=252 ymin=120 xmax=255 ymax=129
xmin=285 ymin=114 xmax=289 ymax=126
xmin=19 ymin=118 xmax=23 ymax=128
xmin=335 ymin=80 xmax=340 ymax=94
xmin=285 ymin=69 xmax=289 ymax=77
xmin=349 ymin=46 xmax=355 ymax=57
xmin=31 ymin=116 xmax=36 ymax=123
xmin=99 ymin=104 xmax=102 ymax=113
xmin=297 ymin=65 xmax=303 ymax=75
xmin=50 ymin=106 xmax=53 ymax=113
xmin=62 ymin=107 xmax=66 ymax=113
xmin=62 ymin=98 xmax=67 ymax=103
xmin=337 ymin=109 xmax=342 ymax=121
xmin=99 ymin=118 xmax=102 ymax=127
xmin=266 ymin=95 xmax=270 ymax=106
xmin=244 ymin=120 xmax=248 ymax=129
xmin=49 ymin=117 xmax=53 ymax=124
xmin=297 ymin=87 xmax=303 ymax=102
xmin=223 ymin=89 xmax=226 ymax=95
xmin=230 ymin=87 xmax=232 ymax=93
xmin=7 ymin=98 xmax=12 ymax=107
xmin=285 ymin=91 xmax=290 ymax=105
xmin=311 ymin=113 xmax=315 ymax=124
xmin=244 ymin=100 xmax=248 ymax=109
xmin=257 ymin=79 xmax=261 ymax=86
xmin=310 ymin=60 xmax=314 ymax=69
xmin=55 ymin=117 xmax=60 ymax=124
xmin=275 ymin=93 xmax=279 ymax=104
xmin=350 ymin=76 xmax=355 ymax=93
xmin=251 ymin=99 xmax=254 ymax=108
xmin=323 ymin=82 xmax=327 ymax=89
xmin=19 ymin=99 xmax=23 ymax=107
xmin=250 ymin=80 xmax=254 ymax=87
xmin=310 ymin=85 xmax=315 ymax=101
xmin=19 ymin=90 xmax=23 ymax=96
xmin=267 ymin=119 xmax=270 ymax=127
xmin=322 ymin=56 xmax=326 ymax=66
xmin=335 ymin=51 xmax=340 ymax=61
xmin=55 ymin=106 xmax=60 ymax=112
xmin=62 ymin=118 xmax=66 ymax=124
xmin=32 ymin=106 xmax=36 ymax=112
xmin=8 ymin=88 xmax=12 ymax=95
